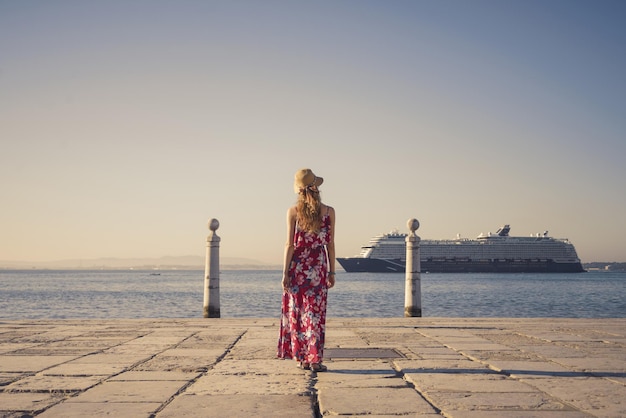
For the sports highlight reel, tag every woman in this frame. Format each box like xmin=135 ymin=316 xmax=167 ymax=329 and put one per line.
xmin=277 ymin=168 xmax=336 ymax=372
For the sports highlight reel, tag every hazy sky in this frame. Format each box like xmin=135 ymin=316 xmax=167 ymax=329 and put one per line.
xmin=2 ymin=0 xmax=625 ymax=265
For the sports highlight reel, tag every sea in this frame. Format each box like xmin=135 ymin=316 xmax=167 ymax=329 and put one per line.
xmin=1 ymin=270 xmax=625 ymax=319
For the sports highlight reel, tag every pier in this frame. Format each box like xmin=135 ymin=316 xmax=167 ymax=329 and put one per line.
xmin=1 ymin=317 xmax=625 ymax=417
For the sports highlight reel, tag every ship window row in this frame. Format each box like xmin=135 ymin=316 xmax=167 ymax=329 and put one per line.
xmin=422 ymin=245 xmax=577 ymax=258
xmin=363 ymin=241 xmax=578 ymax=260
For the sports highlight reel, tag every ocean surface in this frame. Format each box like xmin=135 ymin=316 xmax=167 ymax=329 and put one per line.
xmin=1 ymin=270 xmax=625 ymax=319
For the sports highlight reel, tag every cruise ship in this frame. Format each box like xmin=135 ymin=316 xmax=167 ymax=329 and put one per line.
xmin=337 ymin=225 xmax=584 ymax=273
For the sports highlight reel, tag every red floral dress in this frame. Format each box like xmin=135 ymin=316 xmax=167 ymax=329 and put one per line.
xmin=277 ymin=214 xmax=331 ymax=364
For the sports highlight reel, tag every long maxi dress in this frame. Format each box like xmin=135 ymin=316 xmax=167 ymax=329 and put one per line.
xmin=277 ymin=214 xmax=331 ymax=364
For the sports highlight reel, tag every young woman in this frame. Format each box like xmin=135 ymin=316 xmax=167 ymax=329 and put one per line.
xmin=277 ymin=168 xmax=336 ymax=372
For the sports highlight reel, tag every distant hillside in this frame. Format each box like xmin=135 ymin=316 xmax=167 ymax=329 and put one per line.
xmin=583 ymin=262 xmax=626 ymax=272
xmin=0 ymin=256 xmax=280 ymax=270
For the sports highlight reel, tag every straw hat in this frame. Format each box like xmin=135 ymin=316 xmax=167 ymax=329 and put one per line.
xmin=294 ymin=168 xmax=323 ymax=193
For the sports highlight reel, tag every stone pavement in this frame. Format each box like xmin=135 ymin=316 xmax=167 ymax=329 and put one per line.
xmin=0 ymin=317 xmax=625 ymax=417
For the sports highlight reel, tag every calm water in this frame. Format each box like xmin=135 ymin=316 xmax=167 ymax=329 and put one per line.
xmin=0 ymin=270 xmax=624 ymax=319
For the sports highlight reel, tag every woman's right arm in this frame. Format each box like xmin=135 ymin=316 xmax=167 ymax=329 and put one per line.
xmin=326 ymin=206 xmax=336 ymax=288
xmin=282 ymin=206 xmax=296 ymax=291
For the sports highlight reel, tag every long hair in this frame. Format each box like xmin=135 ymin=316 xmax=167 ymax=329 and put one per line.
xmin=296 ymin=187 xmax=322 ymax=233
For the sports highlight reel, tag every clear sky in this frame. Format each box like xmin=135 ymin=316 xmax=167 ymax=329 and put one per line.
xmin=1 ymin=0 xmax=625 ymax=265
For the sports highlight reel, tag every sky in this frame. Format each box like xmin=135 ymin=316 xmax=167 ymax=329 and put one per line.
xmin=1 ymin=0 xmax=625 ymax=266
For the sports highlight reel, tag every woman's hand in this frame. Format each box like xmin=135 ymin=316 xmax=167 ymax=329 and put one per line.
xmin=327 ymin=273 xmax=335 ymax=289
xmin=282 ymin=273 xmax=290 ymax=292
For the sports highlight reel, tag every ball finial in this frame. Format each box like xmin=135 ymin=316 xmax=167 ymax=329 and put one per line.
xmin=208 ymin=218 xmax=220 ymax=231
xmin=407 ymin=218 xmax=420 ymax=232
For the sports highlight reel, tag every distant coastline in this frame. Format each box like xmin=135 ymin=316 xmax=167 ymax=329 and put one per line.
xmin=1 ymin=257 xmax=624 ymax=272
xmin=0 ymin=256 xmax=280 ymax=271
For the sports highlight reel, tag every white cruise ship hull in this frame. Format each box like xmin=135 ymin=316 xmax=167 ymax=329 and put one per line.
xmin=337 ymin=257 xmax=585 ymax=273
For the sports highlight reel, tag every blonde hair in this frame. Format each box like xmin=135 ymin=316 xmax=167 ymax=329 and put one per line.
xmin=296 ymin=188 xmax=322 ymax=233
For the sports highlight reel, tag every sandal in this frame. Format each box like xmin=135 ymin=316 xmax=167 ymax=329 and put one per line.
xmin=298 ymin=362 xmax=310 ymax=370
xmin=311 ymin=363 xmax=327 ymax=372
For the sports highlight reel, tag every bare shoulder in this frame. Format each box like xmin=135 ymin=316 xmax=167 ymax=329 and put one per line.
xmin=323 ymin=204 xmax=335 ymax=218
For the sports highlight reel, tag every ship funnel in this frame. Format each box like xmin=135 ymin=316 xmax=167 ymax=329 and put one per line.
xmin=496 ymin=225 xmax=511 ymax=237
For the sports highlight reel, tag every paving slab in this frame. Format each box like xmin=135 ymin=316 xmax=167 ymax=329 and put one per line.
xmin=424 ymin=391 xmax=573 ymax=412
xmin=445 ymin=411 xmax=593 ymax=418
xmin=187 ymin=372 xmax=311 ymax=395
xmin=37 ymin=401 xmax=162 ymax=418
xmin=4 ymin=375 xmax=103 ymax=393
xmin=64 ymin=380 xmax=187 ymax=403
xmin=486 ymin=360 xmax=585 ymax=377
xmin=394 ymin=358 xmax=493 ymax=372
xmin=0 ymin=356 xmax=77 ymax=373
xmin=66 ymin=353 xmax=150 ymax=365
xmin=0 ymin=391 xmax=66 ymax=415
xmin=135 ymin=349 xmax=226 ymax=372
xmin=318 ymin=386 xmax=438 ymax=415
xmin=158 ymin=394 xmax=315 ymax=417
xmin=107 ymin=371 xmax=198 ymax=381
xmin=41 ymin=362 xmax=129 ymax=376
xmin=403 ymin=372 xmax=539 ymax=393
xmin=0 ymin=343 xmax=42 ymax=355
xmin=316 ymin=359 xmax=406 ymax=389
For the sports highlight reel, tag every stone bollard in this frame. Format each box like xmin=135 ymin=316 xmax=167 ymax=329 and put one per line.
xmin=404 ymin=218 xmax=422 ymax=317
xmin=203 ymin=218 xmax=221 ymax=318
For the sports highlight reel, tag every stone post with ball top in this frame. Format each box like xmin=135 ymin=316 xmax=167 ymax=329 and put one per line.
xmin=203 ymin=218 xmax=221 ymax=318
xmin=404 ymin=218 xmax=422 ymax=317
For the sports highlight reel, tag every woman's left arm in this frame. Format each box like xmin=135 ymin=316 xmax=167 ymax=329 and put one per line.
xmin=327 ymin=206 xmax=336 ymax=288
xmin=282 ymin=206 xmax=297 ymax=292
